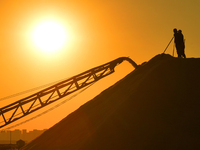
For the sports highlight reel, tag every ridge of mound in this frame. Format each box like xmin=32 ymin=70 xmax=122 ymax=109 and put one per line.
xmin=23 ymin=54 xmax=200 ymax=150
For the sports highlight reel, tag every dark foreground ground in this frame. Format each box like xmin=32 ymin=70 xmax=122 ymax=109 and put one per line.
xmin=22 ymin=54 xmax=200 ymax=150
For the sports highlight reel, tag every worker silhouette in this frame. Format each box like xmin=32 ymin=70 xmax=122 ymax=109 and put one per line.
xmin=173 ymin=28 xmax=186 ymax=58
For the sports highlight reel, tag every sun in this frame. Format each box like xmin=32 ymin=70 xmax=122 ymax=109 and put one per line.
xmin=32 ymin=21 xmax=68 ymax=53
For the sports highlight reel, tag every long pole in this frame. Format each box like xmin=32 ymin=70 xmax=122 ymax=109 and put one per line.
xmin=163 ymin=37 xmax=174 ymax=54
xmin=10 ymin=130 xmax=11 ymax=144
xmin=10 ymin=130 xmax=11 ymax=149
xmin=173 ymin=41 xmax=175 ymax=56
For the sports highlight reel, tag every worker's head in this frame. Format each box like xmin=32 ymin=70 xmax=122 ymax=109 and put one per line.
xmin=173 ymin=28 xmax=177 ymax=33
xmin=178 ymin=30 xmax=182 ymax=33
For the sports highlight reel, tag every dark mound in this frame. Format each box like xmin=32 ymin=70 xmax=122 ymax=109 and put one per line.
xmin=22 ymin=54 xmax=200 ymax=150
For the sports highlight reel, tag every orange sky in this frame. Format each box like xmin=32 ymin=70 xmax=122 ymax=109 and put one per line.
xmin=1 ymin=0 xmax=200 ymax=131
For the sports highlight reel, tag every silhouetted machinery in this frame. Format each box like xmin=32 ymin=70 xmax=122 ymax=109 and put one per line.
xmin=0 ymin=57 xmax=137 ymax=129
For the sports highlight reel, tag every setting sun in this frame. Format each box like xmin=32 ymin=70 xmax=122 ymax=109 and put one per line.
xmin=32 ymin=21 xmax=68 ymax=53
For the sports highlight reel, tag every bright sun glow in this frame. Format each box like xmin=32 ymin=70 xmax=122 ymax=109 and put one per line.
xmin=32 ymin=21 xmax=68 ymax=53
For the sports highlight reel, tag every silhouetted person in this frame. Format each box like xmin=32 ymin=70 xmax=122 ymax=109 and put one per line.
xmin=178 ymin=30 xmax=186 ymax=58
xmin=173 ymin=28 xmax=186 ymax=58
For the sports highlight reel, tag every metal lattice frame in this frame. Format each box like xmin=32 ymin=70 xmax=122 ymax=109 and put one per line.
xmin=0 ymin=57 xmax=137 ymax=129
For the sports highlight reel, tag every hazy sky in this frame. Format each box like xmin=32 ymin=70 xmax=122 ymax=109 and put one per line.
xmin=1 ymin=0 xmax=200 ymax=131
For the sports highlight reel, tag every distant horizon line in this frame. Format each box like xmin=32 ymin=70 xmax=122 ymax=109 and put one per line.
xmin=1 ymin=128 xmax=48 ymax=132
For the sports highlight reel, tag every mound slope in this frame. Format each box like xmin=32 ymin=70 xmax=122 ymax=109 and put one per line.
xmin=22 ymin=54 xmax=200 ymax=150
